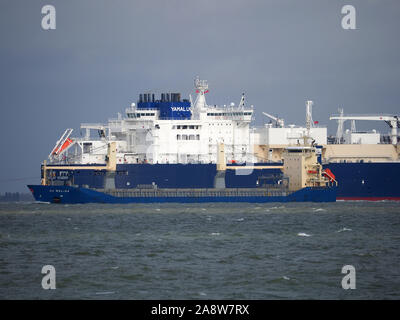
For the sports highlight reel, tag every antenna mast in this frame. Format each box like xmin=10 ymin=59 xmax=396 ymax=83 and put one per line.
xmin=238 ymin=93 xmax=245 ymax=110
xmin=335 ymin=108 xmax=344 ymax=144
xmin=193 ymin=76 xmax=208 ymax=112
xmin=306 ymin=100 xmax=314 ymax=133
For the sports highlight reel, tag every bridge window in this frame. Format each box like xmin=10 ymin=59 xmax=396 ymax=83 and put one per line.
xmin=83 ymin=143 xmax=92 ymax=153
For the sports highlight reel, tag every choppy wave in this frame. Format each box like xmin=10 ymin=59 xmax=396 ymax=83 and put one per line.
xmin=1 ymin=201 xmax=400 ymax=299
xmin=337 ymin=227 xmax=352 ymax=233
xmin=297 ymin=232 xmax=311 ymax=237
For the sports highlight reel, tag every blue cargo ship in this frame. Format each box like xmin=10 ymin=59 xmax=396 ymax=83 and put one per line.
xmin=28 ymin=145 xmax=337 ymax=204
xmin=27 ymin=78 xmax=399 ymax=202
xmin=29 ymin=162 xmax=400 ymax=201
xmin=27 ymin=185 xmax=336 ymax=204
xmin=28 ymin=162 xmax=400 ymax=202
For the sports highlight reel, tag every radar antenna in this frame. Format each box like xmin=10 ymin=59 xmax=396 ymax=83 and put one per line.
xmin=194 ymin=76 xmax=208 ymax=94
xmin=238 ymin=93 xmax=245 ymax=110
xmin=193 ymin=76 xmax=209 ymax=112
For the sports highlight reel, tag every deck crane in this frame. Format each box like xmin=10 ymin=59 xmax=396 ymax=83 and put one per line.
xmin=329 ymin=114 xmax=400 ymax=145
xmin=262 ymin=112 xmax=285 ymax=128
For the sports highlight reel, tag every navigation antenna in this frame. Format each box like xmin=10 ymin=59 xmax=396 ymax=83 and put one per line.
xmin=306 ymin=100 xmax=314 ymax=133
xmin=194 ymin=76 xmax=208 ymax=94
xmin=193 ymin=76 xmax=209 ymax=111
xmin=304 ymin=100 xmax=314 ymax=145
xmin=238 ymin=93 xmax=245 ymax=110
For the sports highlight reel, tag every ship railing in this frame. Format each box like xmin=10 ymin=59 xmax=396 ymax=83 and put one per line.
xmin=99 ymin=187 xmax=293 ymax=198
xmin=327 ymin=136 xmax=395 ymax=145
xmin=254 ymin=124 xmax=327 ymax=129
xmin=80 ymin=123 xmax=108 ymax=129
xmin=158 ymin=117 xmax=192 ymax=120
xmin=206 ymin=105 xmax=254 ymax=111
xmin=125 ymin=107 xmax=159 ymax=112
xmin=325 ymin=179 xmax=338 ymax=187
xmin=73 ymin=137 xmax=108 ymax=142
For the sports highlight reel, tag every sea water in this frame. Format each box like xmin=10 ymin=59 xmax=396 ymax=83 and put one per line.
xmin=0 ymin=201 xmax=399 ymax=299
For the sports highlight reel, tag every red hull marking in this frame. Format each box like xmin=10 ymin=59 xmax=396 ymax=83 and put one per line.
xmin=337 ymin=197 xmax=400 ymax=201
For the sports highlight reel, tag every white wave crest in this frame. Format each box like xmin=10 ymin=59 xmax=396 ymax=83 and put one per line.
xmin=337 ymin=227 xmax=352 ymax=233
xmin=297 ymin=232 xmax=311 ymax=237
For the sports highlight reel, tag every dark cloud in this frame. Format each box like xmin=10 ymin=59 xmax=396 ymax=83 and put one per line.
xmin=1 ymin=0 xmax=399 ymax=191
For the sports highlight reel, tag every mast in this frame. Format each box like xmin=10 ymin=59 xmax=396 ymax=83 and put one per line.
xmin=305 ymin=100 xmax=314 ymax=136
xmin=335 ymin=108 xmax=344 ymax=144
xmin=305 ymin=100 xmax=314 ymax=145
xmin=238 ymin=93 xmax=245 ymax=110
xmin=194 ymin=77 xmax=208 ymax=111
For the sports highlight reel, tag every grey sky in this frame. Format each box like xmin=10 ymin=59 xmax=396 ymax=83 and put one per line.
xmin=0 ymin=0 xmax=399 ymax=192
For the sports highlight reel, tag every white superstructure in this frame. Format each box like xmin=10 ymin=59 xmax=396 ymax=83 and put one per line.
xmin=254 ymin=126 xmax=327 ymax=146
xmin=52 ymin=78 xmax=256 ymax=165
xmin=48 ymin=78 xmax=399 ymax=167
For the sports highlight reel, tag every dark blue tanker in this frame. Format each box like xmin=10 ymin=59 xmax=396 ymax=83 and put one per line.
xmin=32 ymin=162 xmax=400 ymax=201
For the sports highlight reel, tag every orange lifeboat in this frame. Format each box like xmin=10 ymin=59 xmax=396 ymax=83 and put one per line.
xmin=323 ymin=168 xmax=336 ymax=182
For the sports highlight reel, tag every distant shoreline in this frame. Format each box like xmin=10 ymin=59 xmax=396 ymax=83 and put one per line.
xmin=0 ymin=192 xmax=34 ymax=202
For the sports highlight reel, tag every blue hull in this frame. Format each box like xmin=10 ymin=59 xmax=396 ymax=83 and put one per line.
xmin=27 ymin=185 xmax=337 ymax=204
xmin=325 ymin=162 xmax=400 ymax=200
xmin=40 ymin=162 xmax=400 ymax=200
